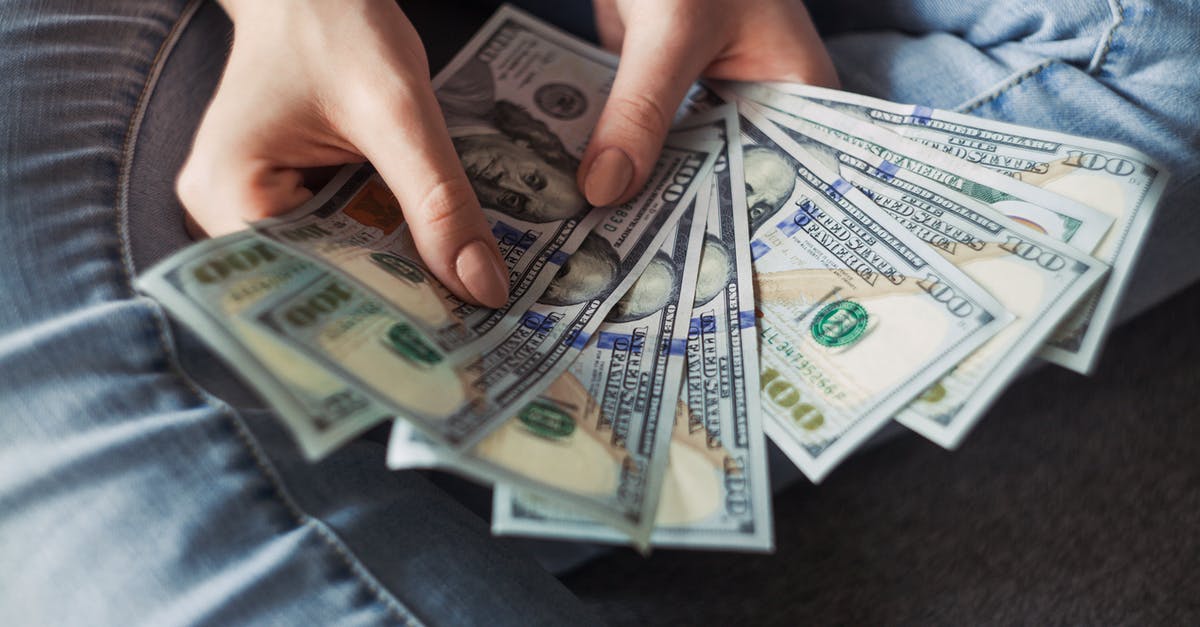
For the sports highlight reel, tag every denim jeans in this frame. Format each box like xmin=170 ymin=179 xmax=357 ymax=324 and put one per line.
xmin=1 ymin=0 xmax=1196 ymax=624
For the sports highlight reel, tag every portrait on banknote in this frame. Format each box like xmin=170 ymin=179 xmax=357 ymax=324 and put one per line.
xmin=693 ymin=234 xmax=734 ymax=306
xmin=539 ymin=233 xmax=621 ymax=306
xmin=743 ymin=145 xmax=799 ymax=233
xmin=438 ymin=58 xmax=589 ymax=223
xmin=607 ymin=253 xmax=678 ymax=322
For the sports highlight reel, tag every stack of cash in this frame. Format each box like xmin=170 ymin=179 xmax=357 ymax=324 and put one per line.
xmin=138 ymin=6 xmax=1169 ymax=552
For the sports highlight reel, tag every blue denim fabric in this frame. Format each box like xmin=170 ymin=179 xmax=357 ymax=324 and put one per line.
xmin=810 ymin=0 xmax=1200 ymax=318
xmin=1 ymin=0 xmax=1197 ymax=624
xmin=0 ymin=1 xmax=597 ymax=625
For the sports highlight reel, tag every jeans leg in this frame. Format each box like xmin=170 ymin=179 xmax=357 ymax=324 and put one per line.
xmin=808 ymin=0 xmax=1200 ymax=323
xmin=0 ymin=1 xmax=598 ymax=625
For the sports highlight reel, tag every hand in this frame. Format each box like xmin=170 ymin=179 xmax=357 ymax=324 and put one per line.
xmin=177 ymin=0 xmax=510 ymax=308
xmin=579 ymin=0 xmax=839 ymax=206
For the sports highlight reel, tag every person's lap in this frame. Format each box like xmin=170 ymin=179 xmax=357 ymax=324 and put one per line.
xmin=0 ymin=1 xmax=594 ymax=625
xmin=1 ymin=0 xmax=1195 ymax=623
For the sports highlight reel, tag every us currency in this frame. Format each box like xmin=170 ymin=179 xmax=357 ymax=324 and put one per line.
xmin=734 ymin=92 xmax=1108 ymax=449
xmin=733 ymin=84 xmax=1115 ymax=255
xmin=253 ymin=165 xmax=602 ymax=357
xmin=136 ymin=233 xmax=391 ymax=459
xmin=391 ymin=201 xmax=706 ymax=549
xmin=492 ymin=107 xmax=774 ymax=550
xmin=762 ymin=82 xmax=1170 ymax=374
xmin=242 ymin=134 xmax=716 ymax=450
xmin=734 ymin=107 xmax=1011 ymax=482
xmin=253 ymin=5 xmax=639 ymax=359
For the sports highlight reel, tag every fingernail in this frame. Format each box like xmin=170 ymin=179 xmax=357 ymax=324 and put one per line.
xmin=456 ymin=239 xmax=510 ymax=308
xmin=584 ymin=147 xmax=634 ymax=206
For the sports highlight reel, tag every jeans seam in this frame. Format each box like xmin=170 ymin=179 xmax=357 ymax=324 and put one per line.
xmin=112 ymin=3 xmax=421 ymax=625
xmin=1088 ymin=0 xmax=1126 ymax=74
xmin=955 ymin=58 xmax=1056 ymax=114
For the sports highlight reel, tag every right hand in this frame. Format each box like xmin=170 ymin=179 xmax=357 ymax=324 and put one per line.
xmin=579 ymin=0 xmax=838 ymax=208
xmin=177 ymin=0 xmax=510 ymax=308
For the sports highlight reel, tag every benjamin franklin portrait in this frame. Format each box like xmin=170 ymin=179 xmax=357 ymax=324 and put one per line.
xmin=743 ymin=144 xmax=798 ymax=233
xmin=693 ymin=234 xmax=733 ymax=306
xmin=539 ymin=233 xmax=620 ymax=307
xmin=438 ymin=58 xmax=589 ymax=224
xmin=607 ymin=252 xmax=678 ymax=322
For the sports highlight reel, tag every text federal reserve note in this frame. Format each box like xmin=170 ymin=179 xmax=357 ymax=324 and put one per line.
xmin=393 ymin=201 xmax=706 ymax=548
xmin=737 ymin=91 xmax=1108 ymax=449
xmin=763 ymin=83 xmax=1169 ymax=373
xmin=244 ymin=135 xmax=716 ymax=450
xmin=493 ymin=107 xmax=775 ymax=549
xmin=734 ymin=107 xmax=1010 ymax=481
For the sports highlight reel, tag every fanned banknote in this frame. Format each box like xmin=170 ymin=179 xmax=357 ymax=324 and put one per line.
xmin=492 ymin=107 xmax=774 ymax=550
xmin=131 ymin=4 xmax=1171 ymax=555
xmin=241 ymin=134 xmax=716 ymax=450
xmin=136 ymin=233 xmax=392 ymax=459
xmin=735 ymin=107 xmax=1011 ymax=481
xmin=734 ymin=91 xmax=1109 ymax=449
xmin=253 ymin=165 xmax=601 ymax=357
xmin=762 ymin=83 xmax=1170 ymax=373
xmin=731 ymin=85 xmax=1115 ymax=254
xmin=391 ymin=200 xmax=706 ymax=548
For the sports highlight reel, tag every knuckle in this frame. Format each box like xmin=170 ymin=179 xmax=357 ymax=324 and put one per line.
xmin=175 ymin=157 xmax=210 ymax=209
xmin=339 ymin=83 xmax=430 ymax=145
xmin=606 ymin=93 xmax=670 ymax=143
xmin=351 ymin=65 xmax=429 ymax=116
xmin=415 ymin=177 xmax=482 ymax=237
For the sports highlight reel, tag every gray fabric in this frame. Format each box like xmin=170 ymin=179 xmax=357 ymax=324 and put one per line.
xmin=564 ymin=281 xmax=1200 ymax=624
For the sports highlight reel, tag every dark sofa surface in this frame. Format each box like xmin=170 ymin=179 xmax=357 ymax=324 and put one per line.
xmin=563 ymin=281 xmax=1200 ymax=625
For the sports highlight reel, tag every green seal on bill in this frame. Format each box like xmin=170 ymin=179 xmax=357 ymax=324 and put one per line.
xmin=811 ymin=300 xmax=869 ymax=348
xmin=518 ymin=401 xmax=575 ymax=440
xmin=385 ymin=322 xmax=442 ymax=366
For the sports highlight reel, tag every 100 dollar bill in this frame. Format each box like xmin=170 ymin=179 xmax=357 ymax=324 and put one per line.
xmin=254 ymin=165 xmax=601 ymax=357
xmin=254 ymin=5 xmax=641 ymax=359
xmin=242 ymin=136 xmax=717 ymax=450
xmin=493 ymin=107 xmax=775 ymax=550
xmin=736 ymin=107 xmax=1012 ymax=481
xmin=738 ymin=91 xmax=1108 ymax=449
xmin=738 ymin=84 xmax=1116 ymax=254
xmin=136 ymin=233 xmax=391 ymax=459
xmin=765 ymin=83 xmax=1169 ymax=373
xmin=392 ymin=200 xmax=706 ymax=549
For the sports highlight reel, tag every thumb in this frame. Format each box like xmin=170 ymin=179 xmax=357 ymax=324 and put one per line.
xmin=348 ymin=87 xmax=510 ymax=309
xmin=578 ymin=26 xmax=714 ymax=207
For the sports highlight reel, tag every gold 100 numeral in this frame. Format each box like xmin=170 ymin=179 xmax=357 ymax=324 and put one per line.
xmin=760 ymin=366 xmax=824 ymax=431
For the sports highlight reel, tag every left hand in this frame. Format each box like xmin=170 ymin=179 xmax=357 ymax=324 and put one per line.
xmin=579 ymin=0 xmax=839 ymax=206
